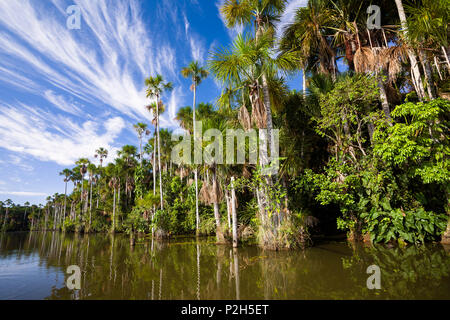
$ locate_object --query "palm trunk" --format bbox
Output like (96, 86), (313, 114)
(212, 165), (223, 243)
(89, 179), (93, 230)
(419, 50), (437, 100)
(80, 179), (84, 223)
(63, 181), (67, 221)
(394, 0), (427, 101)
(442, 46), (450, 71)
(156, 98), (164, 211)
(377, 74), (393, 124)
(225, 189), (231, 230)
(434, 55), (443, 81)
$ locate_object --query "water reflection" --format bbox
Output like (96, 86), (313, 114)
(0, 232), (449, 300)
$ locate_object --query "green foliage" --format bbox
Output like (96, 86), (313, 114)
(374, 98), (450, 184)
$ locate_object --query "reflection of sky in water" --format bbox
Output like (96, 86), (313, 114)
(0, 252), (65, 299)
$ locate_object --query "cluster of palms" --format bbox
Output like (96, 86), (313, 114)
(5, 0), (448, 248)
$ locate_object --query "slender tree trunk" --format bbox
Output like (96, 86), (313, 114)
(89, 179), (93, 231)
(377, 74), (393, 124)
(212, 165), (223, 243)
(231, 177), (238, 248)
(419, 50), (437, 99)
(63, 181), (67, 222)
(394, 0), (427, 101)
(23, 208), (27, 229)
(442, 46), (450, 71)
(225, 189), (231, 230)
(434, 55), (443, 81)
(157, 98), (164, 211)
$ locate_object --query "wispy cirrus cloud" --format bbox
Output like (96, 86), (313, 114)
(0, 0), (182, 166)
(0, 102), (125, 166)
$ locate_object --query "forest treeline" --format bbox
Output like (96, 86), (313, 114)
(1, 0), (449, 249)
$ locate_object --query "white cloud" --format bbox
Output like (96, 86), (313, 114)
(0, 103), (126, 166)
(44, 90), (82, 115)
(8, 155), (34, 172)
(0, 191), (47, 197)
(0, 0), (176, 125)
(0, 0), (187, 166)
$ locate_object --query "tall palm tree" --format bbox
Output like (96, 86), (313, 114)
(394, 0), (427, 101)
(87, 163), (96, 231)
(280, 0), (336, 77)
(95, 147), (108, 167)
(145, 75), (173, 211)
(133, 122), (150, 166)
(23, 201), (30, 229)
(220, 0), (287, 161)
(75, 158), (89, 226)
(59, 168), (72, 223)
(405, 0), (449, 98)
(181, 61), (209, 235)
(94, 147), (108, 208)
(2, 199), (13, 231)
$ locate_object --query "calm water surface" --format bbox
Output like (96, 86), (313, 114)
(0, 232), (449, 300)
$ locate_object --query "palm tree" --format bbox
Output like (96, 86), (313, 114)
(220, 0), (287, 161)
(2, 199), (13, 231)
(87, 163), (96, 231)
(94, 147), (108, 208)
(394, 0), (427, 101)
(181, 61), (209, 235)
(145, 75), (173, 212)
(133, 122), (150, 166)
(59, 168), (72, 223)
(94, 147), (108, 167)
(280, 0), (336, 77)
(75, 158), (89, 226)
(405, 0), (449, 98)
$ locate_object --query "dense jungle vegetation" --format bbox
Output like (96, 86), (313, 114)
(1, 0), (449, 250)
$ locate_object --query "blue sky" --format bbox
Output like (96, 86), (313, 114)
(0, 0), (306, 205)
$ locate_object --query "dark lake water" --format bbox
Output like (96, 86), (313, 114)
(0, 232), (449, 300)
